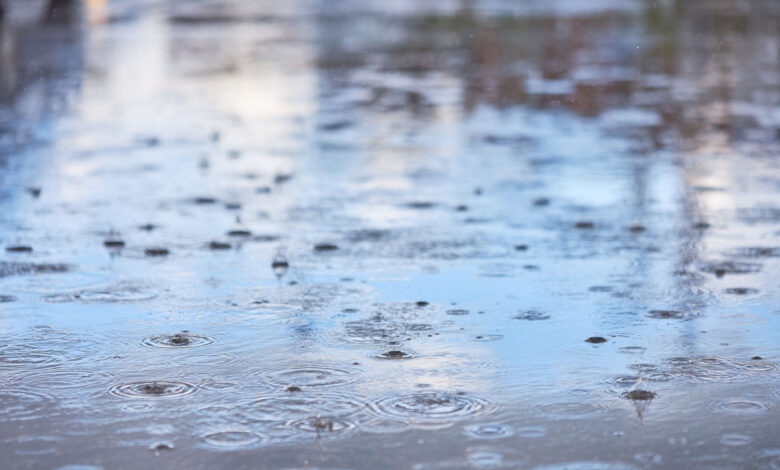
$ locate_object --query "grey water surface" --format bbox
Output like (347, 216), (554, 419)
(1, 0), (779, 469)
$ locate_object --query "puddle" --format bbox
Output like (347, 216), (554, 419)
(0, 0), (779, 467)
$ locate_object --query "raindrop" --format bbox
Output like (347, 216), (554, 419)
(6, 245), (33, 253)
(144, 248), (169, 257)
(370, 391), (493, 423)
(314, 243), (339, 252)
(108, 381), (197, 399)
(724, 287), (758, 295)
(585, 337), (607, 344)
(371, 350), (418, 360)
(646, 310), (685, 319)
(141, 333), (214, 348)
(621, 390), (656, 401)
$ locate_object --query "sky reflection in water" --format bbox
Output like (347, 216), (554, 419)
(0, 0), (779, 469)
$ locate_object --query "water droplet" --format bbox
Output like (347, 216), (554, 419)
(371, 350), (418, 360)
(585, 337), (607, 344)
(108, 381), (197, 399)
(141, 333), (214, 348)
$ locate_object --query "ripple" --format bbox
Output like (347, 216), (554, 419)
(464, 423), (514, 439)
(532, 463), (639, 470)
(724, 287), (759, 295)
(0, 344), (61, 369)
(720, 433), (752, 446)
(201, 428), (261, 450)
(44, 284), (158, 303)
(730, 247), (779, 258)
(0, 261), (70, 277)
(108, 381), (197, 399)
(700, 261), (762, 277)
(646, 310), (686, 319)
(469, 451), (504, 468)
(588, 286), (613, 292)
(533, 401), (606, 419)
(370, 391), (494, 423)
(0, 295), (16, 302)
(171, 353), (238, 367)
(199, 379), (242, 392)
(754, 449), (780, 469)
(446, 309), (469, 316)
(710, 399), (772, 415)
(119, 402), (156, 413)
(243, 393), (367, 421)
(289, 417), (356, 435)
(371, 350), (419, 360)
(473, 334), (504, 342)
(0, 389), (55, 421)
(141, 332), (214, 348)
(601, 375), (641, 392)
(513, 310), (550, 321)
(618, 346), (646, 355)
(663, 356), (779, 384)
(515, 426), (547, 438)
(257, 366), (358, 388)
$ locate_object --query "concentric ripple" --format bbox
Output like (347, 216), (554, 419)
(141, 333), (214, 348)
(370, 391), (494, 423)
(514, 310), (551, 321)
(533, 401), (607, 419)
(464, 423), (514, 439)
(257, 366), (358, 388)
(709, 399), (772, 415)
(44, 284), (158, 303)
(0, 389), (55, 421)
(200, 428), (261, 450)
(108, 381), (197, 399)
(370, 350), (419, 360)
(532, 463), (639, 470)
(663, 356), (779, 384)
(243, 393), (367, 421)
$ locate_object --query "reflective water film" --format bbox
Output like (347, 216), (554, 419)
(1, 0), (779, 468)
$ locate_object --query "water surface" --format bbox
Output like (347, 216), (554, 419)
(1, 0), (779, 469)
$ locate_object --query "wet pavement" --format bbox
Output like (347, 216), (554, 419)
(1, 0), (779, 469)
